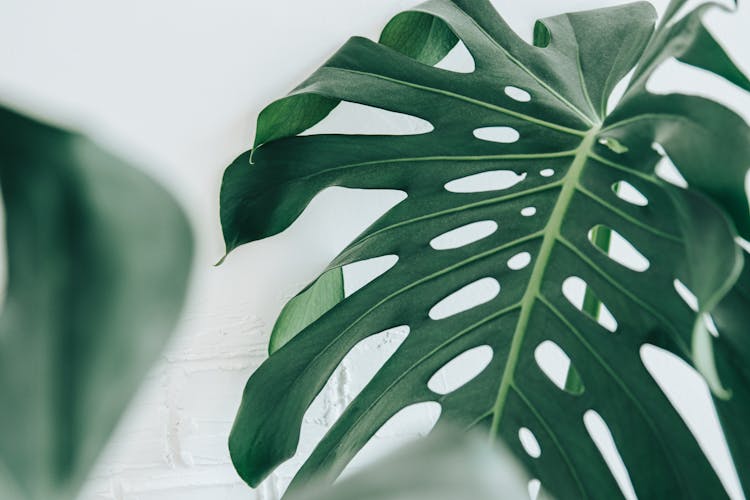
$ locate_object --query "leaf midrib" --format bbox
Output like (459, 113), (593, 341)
(489, 127), (600, 436)
(482, 128), (694, 498)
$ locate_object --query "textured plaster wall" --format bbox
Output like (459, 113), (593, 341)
(1, 0), (749, 499)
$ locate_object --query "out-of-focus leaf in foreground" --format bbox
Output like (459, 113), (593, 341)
(290, 429), (543, 500)
(0, 105), (193, 500)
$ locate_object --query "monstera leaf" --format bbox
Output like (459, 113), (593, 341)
(221, 0), (750, 498)
(0, 105), (193, 500)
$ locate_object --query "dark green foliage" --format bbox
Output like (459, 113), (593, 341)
(221, 1), (750, 498)
(0, 105), (193, 500)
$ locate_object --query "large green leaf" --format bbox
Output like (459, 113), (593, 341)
(0, 105), (193, 500)
(221, 1), (750, 498)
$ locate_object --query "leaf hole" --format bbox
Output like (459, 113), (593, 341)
(640, 344), (742, 498)
(612, 180), (648, 206)
(653, 143), (688, 188)
(434, 40), (475, 73)
(430, 220), (498, 250)
(539, 168), (555, 178)
(301, 101), (433, 136)
(427, 345), (493, 395)
(296, 326), (410, 471)
(507, 252), (532, 271)
(445, 170), (526, 193)
(562, 277), (618, 332)
(583, 410), (637, 500)
(343, 255), (399, 297)
(534, 340), (585, 395)
(429, 277), (500, 320)
(673, 278), (698, 312)
(528, 479), (542, 500)
(505, 86), (532, 102)
(343, 326), (410, 398)
(703, 314), (719, 337)
(521, 207), (536, 217)
(344, 401), (441, 475)
(473, 126), (520, 144)
(518, 427), (541, 458)
(606, 68), (635, 114)
(587, 225), (650, 272)
(332, 326), (410, 415)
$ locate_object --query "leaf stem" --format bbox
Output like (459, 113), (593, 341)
(489, 127), (600, 440)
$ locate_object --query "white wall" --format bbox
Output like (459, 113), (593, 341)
(1, 1), (748, 499)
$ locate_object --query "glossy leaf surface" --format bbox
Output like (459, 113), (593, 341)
(221, 1), (750, 498)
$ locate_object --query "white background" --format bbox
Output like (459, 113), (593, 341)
(1, 1), (749, 499)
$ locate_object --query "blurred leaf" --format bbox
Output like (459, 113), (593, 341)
(0, 105), (193, 500)
(290, 430), (541, 500)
